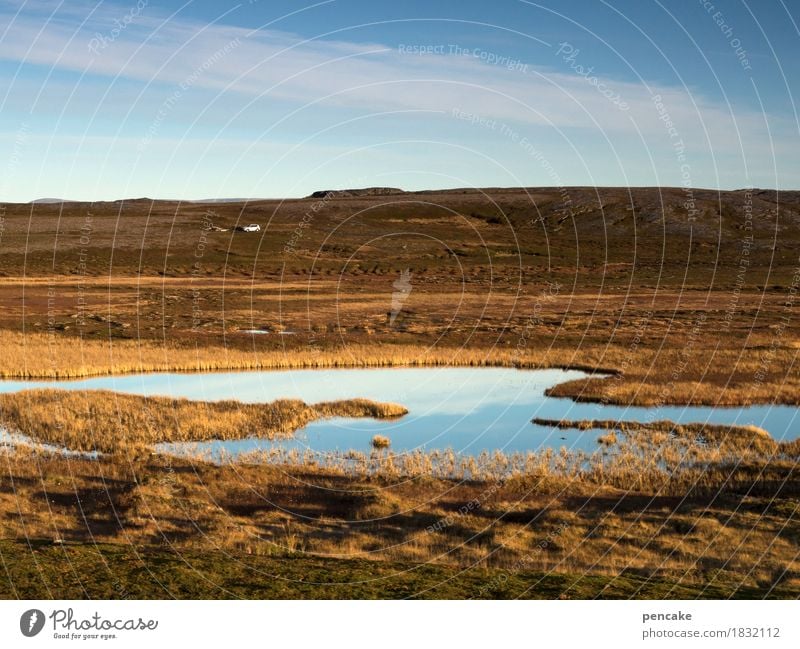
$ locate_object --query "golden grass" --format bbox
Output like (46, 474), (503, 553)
(597, 431), (617, 446)
(545, 363), (800, 406)
(371, 435), (391, 449)
(1, 444), (797, 590)
(0, 389), (406, 454)
(2, 329), (798, 408)
(163, 416), (800, 499)
(3, 190), (800, 591)
(0, 330), (612, 377)
(0, 381), (796, 497)
(533, 417), (788, 456)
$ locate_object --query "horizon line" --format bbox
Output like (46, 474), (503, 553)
(5, 185), (794, 205)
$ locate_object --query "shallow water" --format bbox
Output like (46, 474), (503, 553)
(0, 367), (797, 459)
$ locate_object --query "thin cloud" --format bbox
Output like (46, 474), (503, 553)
(0, 0), (796, 197)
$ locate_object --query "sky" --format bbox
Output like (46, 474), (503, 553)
(0, 0), (798, 201)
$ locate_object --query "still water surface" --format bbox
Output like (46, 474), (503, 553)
(0, 367), (797, 459)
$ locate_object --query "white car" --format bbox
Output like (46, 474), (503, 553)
(241, 224), (261, 232)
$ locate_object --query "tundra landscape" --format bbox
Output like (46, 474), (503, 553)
(0, 186), (798, 598)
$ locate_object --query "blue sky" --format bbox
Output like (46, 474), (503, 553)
(0, 0), (798, 201)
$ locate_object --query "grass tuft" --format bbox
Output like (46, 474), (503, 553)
(371, 435), (391, 449)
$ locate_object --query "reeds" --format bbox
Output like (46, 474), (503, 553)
(597, 430), (617, 446)
(2, 442), (798, 589)
(533, 417), (783, 455)
(3, 385), (796, 498)
(1, 328), (798, 408)
(371, 435), (391, 449)
(0, 330), (593, 379)
(0, 389), (407, 454)
(171, 423), (800, 498)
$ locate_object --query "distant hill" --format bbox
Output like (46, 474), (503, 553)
(29, 197), (268, 205)
(307, 187), (405, 199)
(188, 198), (268, 204)
(29, 197), (155, 205)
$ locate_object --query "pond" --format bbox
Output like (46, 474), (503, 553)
(0, 367), (797, 460)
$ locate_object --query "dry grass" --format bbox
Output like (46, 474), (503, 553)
(0, 187), (798, 413)
(597, 431), (617, 446)
(1, 189), (800, 594)
(544, 354), (800, 406)
(533, 417), (790, 456)
(371, 435), (391, 449)
(222, 437), (798, 496)
(2, 330), (799, 408)
(1, 441), (797, 591)
(0, 389), (406, 454)
(0, 330), (613, 378)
